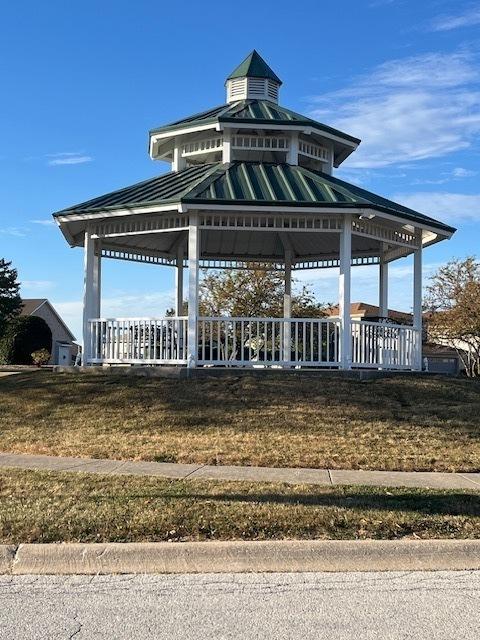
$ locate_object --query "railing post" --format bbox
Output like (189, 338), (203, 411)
(413, 240), (423, 371)
(283, 250), (292, 364)
(82, 228), (95, 365)
(187, 213), (199, 368)
(339, 215), (352, 370)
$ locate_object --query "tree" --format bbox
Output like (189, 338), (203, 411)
(0, 316), (52, 365)
(199, 269), (328, 317)
(0, 259), (22, 337)
(424, 257), (480, 377)
(167, 269), (328, 317)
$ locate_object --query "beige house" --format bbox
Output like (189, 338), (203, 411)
(326, 302), (413, 325)
(20, 299), (78, 365)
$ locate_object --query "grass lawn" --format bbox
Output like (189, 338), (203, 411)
(0, 468), (478, 543)
(0, 371), (479, 472)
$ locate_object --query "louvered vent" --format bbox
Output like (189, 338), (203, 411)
(266, 79), (279, 102)
(248, 78), (266, 96)
(227, 78), (247, 102)
(227, 74), (280, 103)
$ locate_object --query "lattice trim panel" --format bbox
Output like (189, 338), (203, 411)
(352, 218), (419, 248)
(93, 215), (189, 239)
(298, 139), (329, 162)
(199, 213), (342, 232)
(102, 248), (177, 266)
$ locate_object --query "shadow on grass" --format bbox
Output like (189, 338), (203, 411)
(72, 488), (480, 517)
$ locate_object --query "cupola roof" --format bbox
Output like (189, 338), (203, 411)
(226, 50), (282, 85)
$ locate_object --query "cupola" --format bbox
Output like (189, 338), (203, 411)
(226, 50), (282, 104)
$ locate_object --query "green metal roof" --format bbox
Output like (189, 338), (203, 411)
(226, 50), (282, 85)
(149, 99), (360, 145)
(54, 162), (455, 234)
(54, 165), (216, 215)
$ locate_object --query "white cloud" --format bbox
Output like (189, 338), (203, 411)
(48, 154), (92, 166)
(391, 192), (480, 222)
(21, 280), (56, 292)
(429, 8), (480, 32)
(0, 227), (26, 237)
(308, 52), (480, 168)
(30, 219), (55, 226)
(452, 167), (477, 178)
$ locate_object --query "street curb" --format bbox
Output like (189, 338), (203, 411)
(2, 540), (480, 575)
(0, 546), (16, 573)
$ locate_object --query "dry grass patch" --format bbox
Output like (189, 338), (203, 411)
(0, 371), (479, 472)
(0, 468), (478, 543)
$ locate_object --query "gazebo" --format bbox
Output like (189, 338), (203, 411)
(54, 51), (455, 370)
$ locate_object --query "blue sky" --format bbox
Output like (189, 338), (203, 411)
(1, 0), (479, 340)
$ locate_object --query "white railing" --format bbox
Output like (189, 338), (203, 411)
(197, 317), (340, 367)
(87, 318), (188, 364)
(86, 317), (420, 370)
(351, 320), (419, 369)
(298, 140), (330, 162)
(181, 137), (223, 157)
(231, 135), (289, 151)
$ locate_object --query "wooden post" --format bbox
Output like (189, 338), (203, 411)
(172, 136), (186, 172)
(222, 128), (231, 164)
(175, 244), (184, 316)
(287, 131), (299, 165)
(379, 245), (388, 318)
(413, 240), (423, 371)
(82, 228), (95, 365)
(187, 214), (200, 368)
(283, 251), (292, 363)
(339, 215), (352, 370)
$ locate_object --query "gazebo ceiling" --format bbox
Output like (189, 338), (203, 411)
(93, 227), (385, 270)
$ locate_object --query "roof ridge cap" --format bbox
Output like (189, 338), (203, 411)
(180, 163), (226, 200)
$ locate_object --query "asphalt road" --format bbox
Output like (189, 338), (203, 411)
(0, 571), (478, 639)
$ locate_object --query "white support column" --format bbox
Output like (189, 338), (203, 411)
(187, 214), (200, 368)
(92, 242), (101, 319)
(413, 239), (423, 371)
(172, 136), (186, 172)
(175, 244), (184, 316)
(287, 131), (299, 165)
(339, 215), (352, 370)
(379, 245), (388, 319)
(283, 250), (292, 363)
(222, 128), (231, 164)
(324, 142), (334, 175)
(82, 228), (95, 365)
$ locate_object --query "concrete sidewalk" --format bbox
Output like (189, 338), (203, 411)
(0, 451), (479, 490)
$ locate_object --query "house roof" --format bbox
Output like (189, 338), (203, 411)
(327, 302), (413, 323)
(226, 50), (282, 85)
(21, 298), (76, 342)
(54, 162), (455, 235)
(20, 299), (48, 316)
(422, 342), (460, 357)
(149, 99), (360, 145)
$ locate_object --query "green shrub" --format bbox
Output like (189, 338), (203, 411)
(31, 348), (51, 366)
(0, 316), (52, 365)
